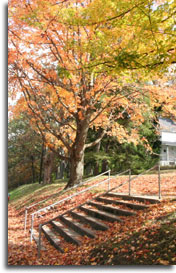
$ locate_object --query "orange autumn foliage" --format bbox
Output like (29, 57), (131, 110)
(8, 0), (176, 187)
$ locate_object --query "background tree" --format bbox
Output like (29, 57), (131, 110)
(8, 115), (65, 188)
(8, 0), (176, 188)
(85, 109), (161, 175)
(8, 115), (43, 189)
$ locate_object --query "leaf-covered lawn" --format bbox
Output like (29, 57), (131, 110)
(85, 210), (176, 265)
(8, 173), (176, 266)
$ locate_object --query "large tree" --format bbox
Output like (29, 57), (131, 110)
(8, 0), (176, 188)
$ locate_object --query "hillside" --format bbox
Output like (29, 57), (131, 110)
(8, 172), (176, 265)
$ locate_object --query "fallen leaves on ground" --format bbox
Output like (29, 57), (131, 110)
(84, 208), (176, 265)
(8, 172), (176, 265)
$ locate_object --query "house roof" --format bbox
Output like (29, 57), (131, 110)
(159, 117), (176, 133)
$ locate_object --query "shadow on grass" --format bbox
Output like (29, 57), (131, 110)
(85, 216), (176, 265)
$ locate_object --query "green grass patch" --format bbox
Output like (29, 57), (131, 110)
(8, 175), (106, 209)
(9, 183), (43, 202)
(8, 174), (122, 210)
(9, 181), (67, 208)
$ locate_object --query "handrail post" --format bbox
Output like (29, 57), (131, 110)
(24, 208), (28, 231)
(26, 169), (111, 237)
(158, 164), (161, 199)
(38, 224), (42, 258)
(30, 214), (34, 242)
(129, 169), (131, 196)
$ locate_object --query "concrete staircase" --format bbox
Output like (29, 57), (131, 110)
(40, 192), (160, 253)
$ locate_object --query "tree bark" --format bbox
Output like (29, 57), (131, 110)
(65, 119), (89, 189)
(31, 155), (35, 183)
(64, 122), (106, 189)
(93, 141), (101, 175)
(102, 159), (108, 172)
(57, 161), (65, 179)
(43, 149), (55, 184)
(39, 142), (45, 184)
(67, 149), (85, 188)
(101, 140), (110, 172)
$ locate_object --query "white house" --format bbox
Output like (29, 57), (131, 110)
(159, 117), (176, 166)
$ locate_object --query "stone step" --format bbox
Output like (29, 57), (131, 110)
(42, 225), (64, 253)
(70, 211), (108, 231)
(79, 205), (123, 222)
(96, 196), (149, 210)
(105, 193), (161, 204)
(51, 220), (81, 246)
(87, 201), (136, 216)
(59, 215), (95, 238)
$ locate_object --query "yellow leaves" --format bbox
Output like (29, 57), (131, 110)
(78, 110), (84, 120)
(157, 259), (170, 265)
(92, 112), (109, 129)
(45, 133), (66, 150)
(46, 143), (54, 150)
(130, 112), (145, 124)
(91, 262), (97, 265)
(107, 254), (114, 263)
(128, 128), (140, 145)
(9, 0), (176, 171)
(90, 257), (97, 265)
(171, 257), (176, 263)
(149, 84), (176, 118)
(64, 247), (69, 253)
(10, 96), (29, 118)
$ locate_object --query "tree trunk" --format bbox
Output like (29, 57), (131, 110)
(85, 164), (93, 176)
(57, 161), (65, 179)
(65, 119), (89, 189)
(31, 155), (35, 183)
(93, 141), (101, 176)
(39, 142), (45, 184)
(102, 159), (108, 172)
(101, 140), (110, 172)
(43, 150), (55, 184)
(64, 119), (105, 189)
(67, 152), (84, 188)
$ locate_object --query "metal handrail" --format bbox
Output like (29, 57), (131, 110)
(37, 177), (111, 256)
(108, 164), (159, 195)
(24, 169), (111, 231)
(28, 170), (112, 241)
(33, 169), (131, 217)
(37, 168), (131, 257)
(112, 169), (131, 178)
(37, 164), (162, 257)
(130, 164), (158, 181)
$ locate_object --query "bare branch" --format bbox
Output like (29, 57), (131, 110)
(84, 129), (106, 149)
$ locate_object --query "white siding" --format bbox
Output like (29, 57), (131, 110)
(169, 146), (176, 161)
(161, 132), (176, 143)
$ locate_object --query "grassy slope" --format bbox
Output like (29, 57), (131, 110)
(9, 180), (67, 209)
(8, 176), (176, 265)
(9, 175), (109, 210)
(85, 209), (176, 265)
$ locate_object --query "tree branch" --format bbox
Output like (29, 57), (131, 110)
(35, 121), (70, 160)
(84, 129), (106, 149)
